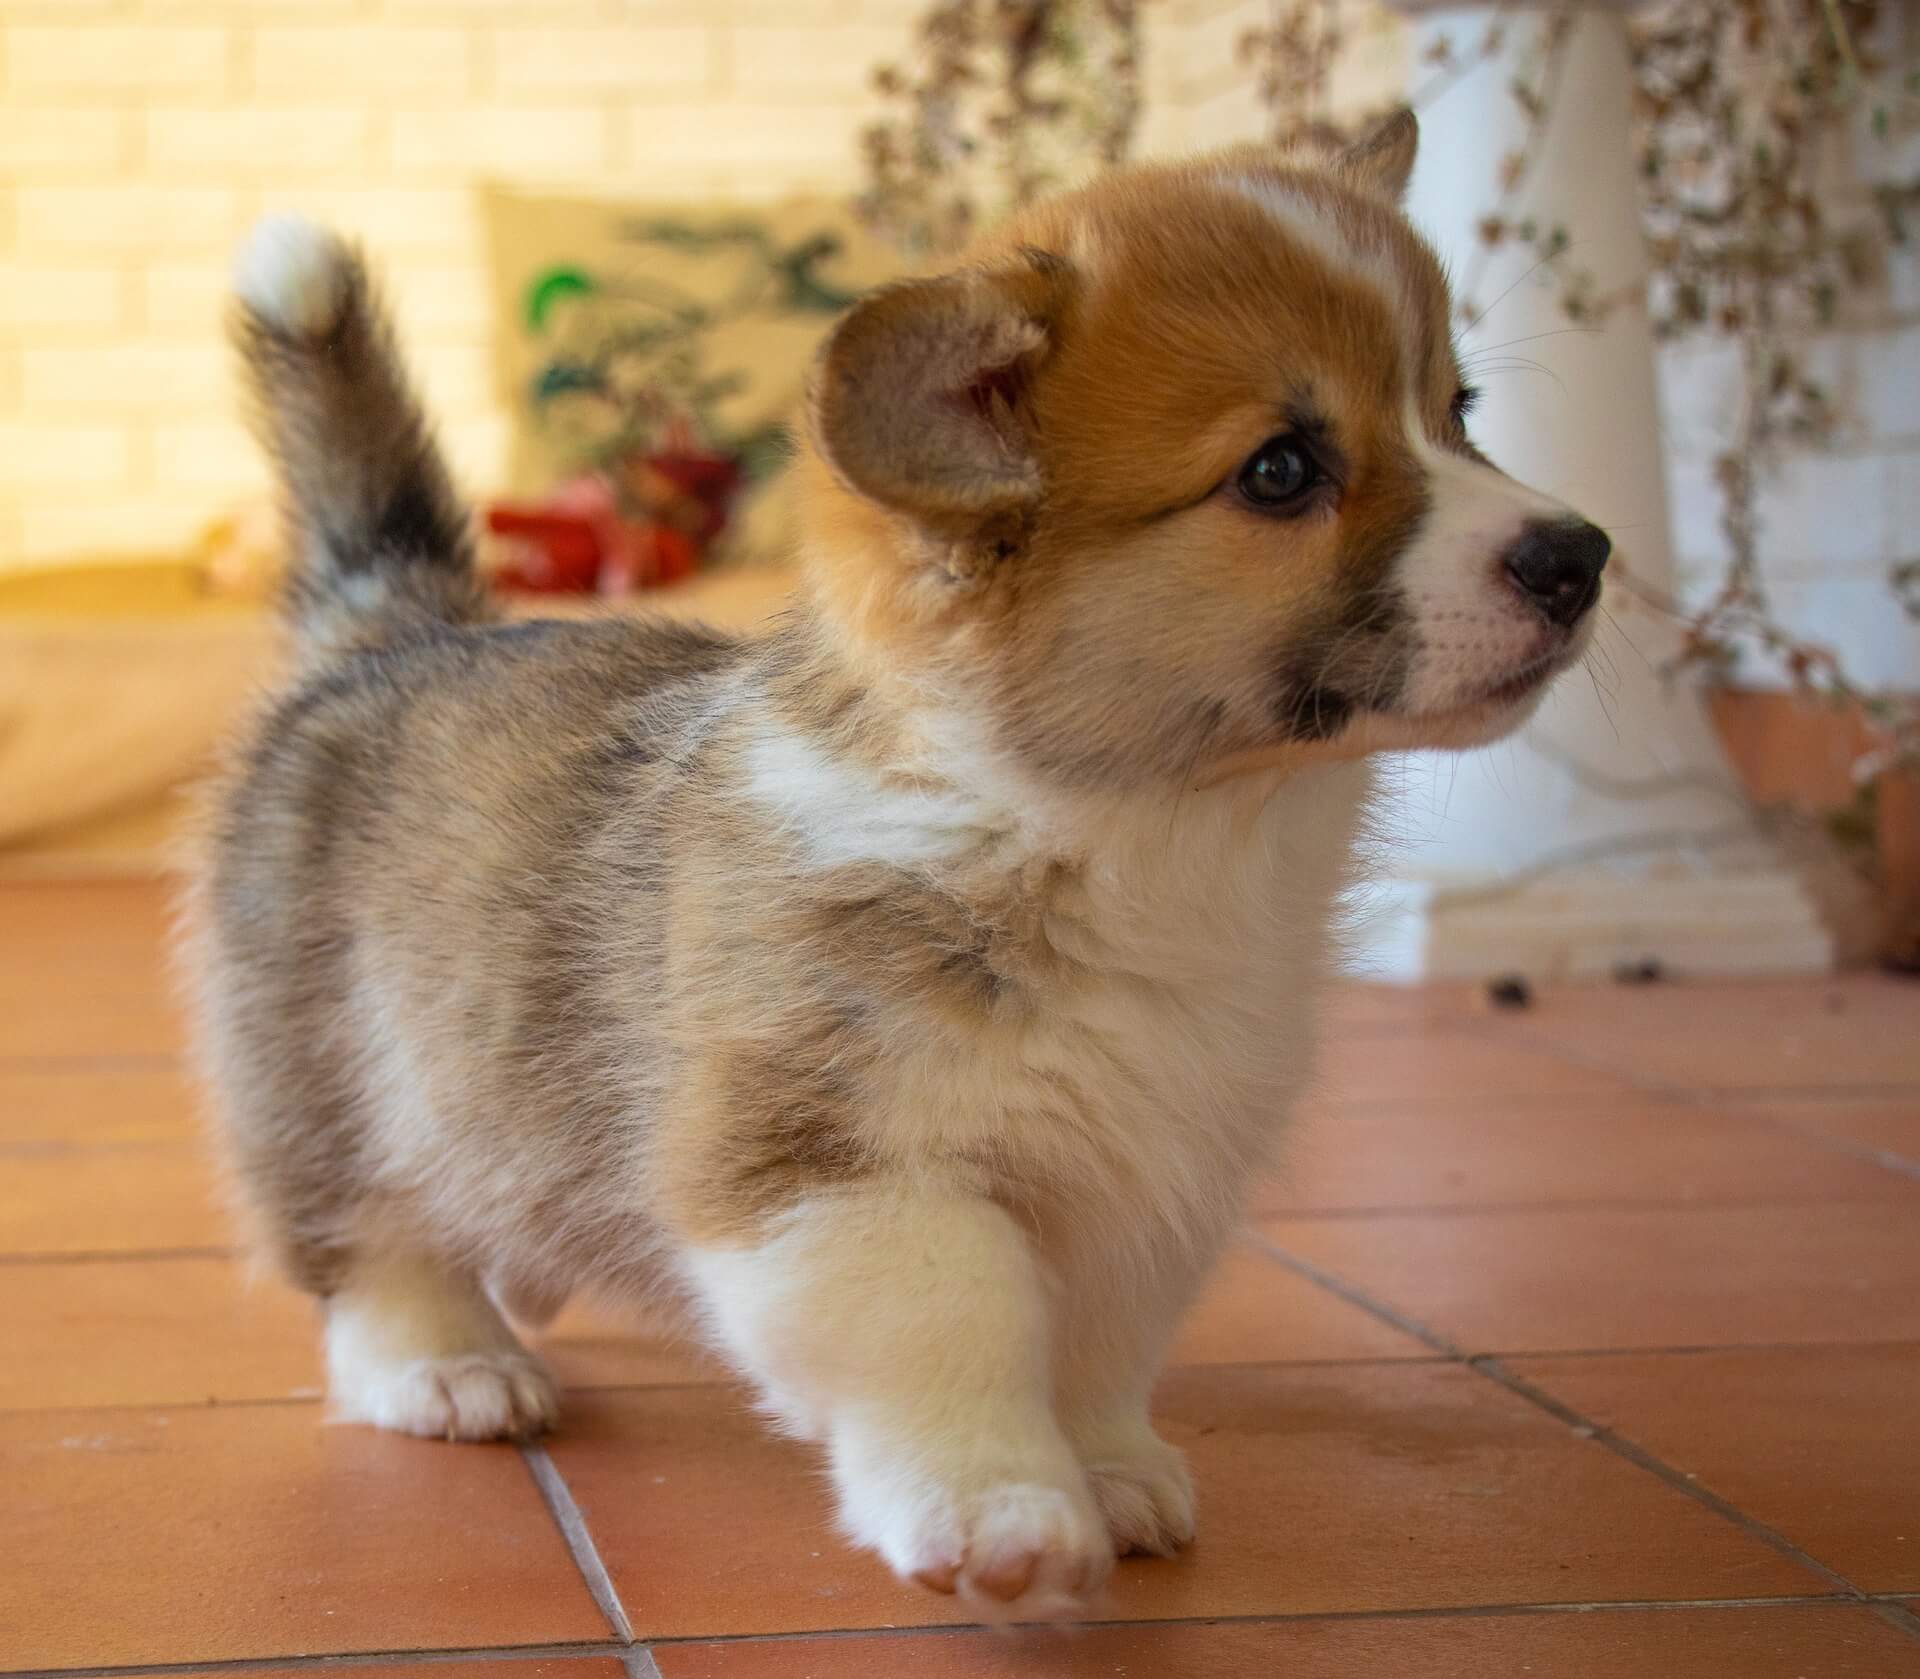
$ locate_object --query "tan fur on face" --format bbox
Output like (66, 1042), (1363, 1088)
(800, 144), (1473, 789)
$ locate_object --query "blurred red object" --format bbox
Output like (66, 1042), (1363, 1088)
(485, 507), (602, 594)
(639, 452), (741, 547)
(487, 451), (741, 598)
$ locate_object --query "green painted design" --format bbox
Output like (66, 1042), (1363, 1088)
(520, 215), (868, 488)
(523, 266), (594, 331)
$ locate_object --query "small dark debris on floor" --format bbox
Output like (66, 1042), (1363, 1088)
(1612, 957), (1666, 986)
(1882, 941), (1920, 978)
(1486, 974), (1534, 1010)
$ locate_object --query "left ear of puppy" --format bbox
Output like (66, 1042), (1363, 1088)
(806, 262), (1059, 552)
(1338, 108), (1419, 203)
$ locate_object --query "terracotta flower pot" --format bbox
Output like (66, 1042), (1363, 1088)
(1708, 686), (1920, 965)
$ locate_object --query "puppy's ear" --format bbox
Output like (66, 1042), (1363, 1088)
(807, 263), (1056, 528)
(1339, 108), (1419, 203)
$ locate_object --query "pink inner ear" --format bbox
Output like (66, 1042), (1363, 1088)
(959, 359), (1028, 425)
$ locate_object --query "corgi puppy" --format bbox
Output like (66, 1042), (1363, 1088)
(188, 111), (1607, 1621)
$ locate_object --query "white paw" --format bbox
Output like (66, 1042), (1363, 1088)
(1080, 1427), (1196, 1556)
(332, 1350), (559, 1441)
(850, 1473), (1114, 1618)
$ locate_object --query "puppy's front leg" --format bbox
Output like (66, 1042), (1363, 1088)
(1053, 1250), (1211, 1558)
(686, 1185), (1111, 1617)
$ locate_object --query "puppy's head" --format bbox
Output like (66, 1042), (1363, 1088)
(800, 112), (1608, 789)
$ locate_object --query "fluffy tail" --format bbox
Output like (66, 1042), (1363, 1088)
(232, 214), (487, 658)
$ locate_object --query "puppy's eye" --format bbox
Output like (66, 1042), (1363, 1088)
(1450, 384), (1481, 424)
(1237, 435), (1320, 511)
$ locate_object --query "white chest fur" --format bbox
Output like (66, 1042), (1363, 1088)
(741, 719), (1375, 1244)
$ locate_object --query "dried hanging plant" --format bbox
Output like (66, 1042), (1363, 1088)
(1582, 0), (1920, 883)
(1461, 7), (1917, 736)
(1238, 0), (1353, 149)
(1242, 4), (1566, 310)
(857, 0), (1142, 261)
(1300, 1), (1920, 939)
(1250, 3), (1919, 805)
(1449, 9), (1584, 324)
(857, 2), (1917, 797)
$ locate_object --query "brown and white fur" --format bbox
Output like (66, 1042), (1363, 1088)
(188, 114), (1608, 1620)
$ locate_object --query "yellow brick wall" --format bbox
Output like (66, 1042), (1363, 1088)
(0, 0), (1403, 570)
(0, 0), (941, 568)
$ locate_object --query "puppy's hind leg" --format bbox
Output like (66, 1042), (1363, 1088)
(687, 1184), (1112, 1620)
(326, 1246), (559, 1441)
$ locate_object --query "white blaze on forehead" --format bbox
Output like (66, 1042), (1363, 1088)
(1408, 417), (1572, 552)
(1227, 177), (1422, 379)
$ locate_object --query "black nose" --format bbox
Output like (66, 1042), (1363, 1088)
(1503, 520), (1610, 628)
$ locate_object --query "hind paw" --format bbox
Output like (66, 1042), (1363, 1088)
(334, 1349), (558, 1441)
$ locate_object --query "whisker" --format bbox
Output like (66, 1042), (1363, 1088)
(1598, 604), (1658, 675)
(1463, 355), (1559, 381)
(1463, 325), (1604, 354)
(1462, 358), (1569, 395)
(1590, 641), (1622, 697)
(1460, 253), (1560, 336)
(1585, 620), (1622, 686)
(1583, 655), (1621, 744)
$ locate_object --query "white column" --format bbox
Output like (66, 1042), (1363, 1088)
(1355, 2), (1832, 980)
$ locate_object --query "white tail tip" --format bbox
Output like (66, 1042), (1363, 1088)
(234, 214), (352, 338)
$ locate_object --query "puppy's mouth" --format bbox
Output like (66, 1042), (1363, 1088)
(1385, 637), (1585, 749)
(1267, 646), (1569, 750)
(1429, 612), (1597, 722)
(1459, 648), (1566, 712)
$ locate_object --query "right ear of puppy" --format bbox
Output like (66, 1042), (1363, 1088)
(1337, 107), (1419, 203)
(807, 262), (1059, 539)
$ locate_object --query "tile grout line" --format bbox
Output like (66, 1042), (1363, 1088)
(1871, 1600), (1920, 1647)
(0, 1141), (200, 1157)
(0, 1596), (1878, 1678)
(0, 1644), (626, 1679)
(1608, 1067), (1920, 1186)
(1716, 1103), (1920, 1185)
(1286, 1080), (1920, 1109)
(0, 1247), (237, 1267)
(1477, 1019), (1920, 1183)
(1694, 1082), (1920, 1100)
(1467, 1357), (1868, 1601)
(1245, 1231), (1879, 1605)
(1243, 1232), (1469, 1359)
(521, 1443), (637, 1646)
(1418, 1335), (1920, 1362)
(632, 1595), (1900, 1648)
(24, 1336), (1920, 1424)
(1256, 1192), (1920, 1220)
(1453, 1004), (1920, 1102)
(0, 1055), (181, 1075)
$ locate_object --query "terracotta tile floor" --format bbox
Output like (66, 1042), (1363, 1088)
(3, 881), (1918, 1676)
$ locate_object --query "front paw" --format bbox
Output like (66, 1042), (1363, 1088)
(838, 1454), (1113, 1619)
(1079, 1425), (1195, 1557)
